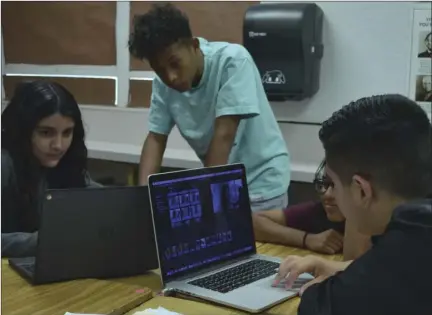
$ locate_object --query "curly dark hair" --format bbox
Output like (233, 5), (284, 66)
(319, 94), (431, 199)
(2, 80), (89, 197)
(128, 3), (192, 61)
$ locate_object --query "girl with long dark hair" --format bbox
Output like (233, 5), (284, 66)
(1, 80), (100, 258)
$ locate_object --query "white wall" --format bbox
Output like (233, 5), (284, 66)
(82, 1), (420, 182)
(79, 106), (323, 182)
(269, 1), (416, 123)
(2, 2), (426, 183)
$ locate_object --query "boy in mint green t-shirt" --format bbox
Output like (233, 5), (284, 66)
(128, 3), (290, 211)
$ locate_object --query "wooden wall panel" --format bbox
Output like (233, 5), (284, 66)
(129, 1), (257, 70)
(2, 2), (116, 65)
(128, 80), (152, 108)
(3, 76), (116, 105)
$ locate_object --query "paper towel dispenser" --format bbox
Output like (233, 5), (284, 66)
(243, 3), (324, 101)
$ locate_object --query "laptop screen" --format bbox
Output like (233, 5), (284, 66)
(148, 164), (256, 282)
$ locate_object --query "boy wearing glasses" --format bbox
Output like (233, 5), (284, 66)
(253, 160), (371, 259)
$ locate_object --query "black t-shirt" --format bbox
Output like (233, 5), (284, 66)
(298, 199), (432, 315)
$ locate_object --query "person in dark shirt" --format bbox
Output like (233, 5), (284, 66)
(253, 160), (345, 255)
(254, 159), (371, 259)
(1, 80), (100, 258)
(274, 94), (432, 315)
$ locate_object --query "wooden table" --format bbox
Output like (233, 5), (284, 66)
(1, 243), (342, 315)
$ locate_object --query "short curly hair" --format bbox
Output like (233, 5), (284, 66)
(319, 94), (431, 199)
(128, 3), (192, 60)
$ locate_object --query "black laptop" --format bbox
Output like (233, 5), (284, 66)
(8, 186), (158, 285)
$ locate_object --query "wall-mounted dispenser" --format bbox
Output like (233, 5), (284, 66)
(243, 3), (324, 101)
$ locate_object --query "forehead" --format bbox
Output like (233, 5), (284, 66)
(150, 42), (189, 67)
(37, 113), (75, 129)
(324, 164), (338, 181)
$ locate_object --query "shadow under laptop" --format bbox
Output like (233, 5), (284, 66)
(109, 269), (163, 292)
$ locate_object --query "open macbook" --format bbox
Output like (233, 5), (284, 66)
(9, 186), (158, 285)
(148, 163), (313, 313)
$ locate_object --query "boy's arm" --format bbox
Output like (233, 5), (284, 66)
(139, 79), (174, 185)
(298, 230), (420, 315)
(204, 115), (240, 166)
(205, 58), (261, 166)
(139, 132), (168, 185)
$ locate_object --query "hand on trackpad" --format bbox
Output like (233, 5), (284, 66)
(272, 268), (314, 291)
(272, 277), (312, 291)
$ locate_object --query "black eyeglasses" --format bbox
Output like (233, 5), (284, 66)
(313, 177), (334, 195)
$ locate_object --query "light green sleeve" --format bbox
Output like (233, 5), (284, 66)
(215, 58), (261, 119)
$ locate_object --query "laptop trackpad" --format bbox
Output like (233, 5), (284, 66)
(223, 275), (312, 307)
(256, 273), (314, 292)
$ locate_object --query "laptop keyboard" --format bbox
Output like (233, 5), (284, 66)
(188, 259), (279, 294)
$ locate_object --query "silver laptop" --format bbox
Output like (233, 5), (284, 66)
(148, 163), (313, 313)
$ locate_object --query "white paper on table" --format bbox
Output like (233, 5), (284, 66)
(133, 307), (183, 315)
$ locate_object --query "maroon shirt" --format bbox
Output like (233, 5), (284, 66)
(283, 201), (345, 234)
